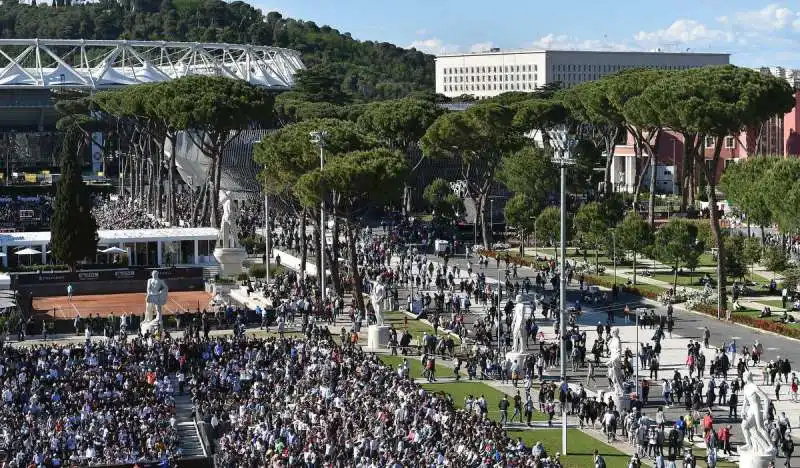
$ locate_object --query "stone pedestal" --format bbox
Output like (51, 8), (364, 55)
(614, 393), (631, 412)
(505, 352), (531, 368)
(367, 325), (391, 349)
(140, 318), (160, 335)
(213, 247), (247, 277)
(738, 451), (775, 468)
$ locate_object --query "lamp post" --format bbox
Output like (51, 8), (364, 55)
(263, 170), (271, 287)
(490, 198), (495, 241)
(310, 130), (328, 299)
(547, 125), (577, 456)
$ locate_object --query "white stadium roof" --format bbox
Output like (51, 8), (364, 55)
(0, 227), (219, 246)
(0, 39), (305, 89)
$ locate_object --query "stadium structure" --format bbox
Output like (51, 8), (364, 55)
(0, 39), (305, 194)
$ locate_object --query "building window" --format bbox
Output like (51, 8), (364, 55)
(705, 136), (715, 148)
(724, 136), (735, 149)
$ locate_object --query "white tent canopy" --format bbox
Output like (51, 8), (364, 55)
(15, 248), (41, 255)
(100, 247), (127, 254)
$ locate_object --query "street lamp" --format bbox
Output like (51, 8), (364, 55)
(263, 170), (271, 287)
(310, 130), (328, 298)
(547, 124), (577, 456)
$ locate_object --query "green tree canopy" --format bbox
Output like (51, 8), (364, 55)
(504, 193), (539, 255)
(653, 218), (704, 291)
(51, 128), (99, 272)
(640, 65), (796, 312)
(255, 118), (373, 196)
(499, 146), (557, 206)
(295, 148), (408, 313)
(424, 178), (463, 224)
(720, 157), (777, 236)
(574, 201), (611, 272)
(535, 206), (572, 263)
(421, 102), (523, 248)
(615, 212), (652, 285)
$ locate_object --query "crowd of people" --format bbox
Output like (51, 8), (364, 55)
(0, 196), (53, 231)
(0, 338), (180, 466)
(91, 195), (162, 230)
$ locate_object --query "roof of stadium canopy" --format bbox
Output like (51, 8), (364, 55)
(0, 39), (305, 89)
(0, 227), (219, 246)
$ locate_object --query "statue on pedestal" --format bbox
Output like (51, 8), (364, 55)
(606, 328), (625, 396)
(510, 295), (528, 354)
(740, 370), (777, 457)
(218, 198), (240, 249)
(144, 270), (168, 325)
(371, 279), (387, 326)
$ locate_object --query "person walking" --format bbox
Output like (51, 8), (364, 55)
(499, 395), (509, 425)
(512, 391), (523, 423)
(67, 283), (73, 302)
(782, 433), (794, 467)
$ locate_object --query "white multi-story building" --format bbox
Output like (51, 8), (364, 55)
(436, 48), (730, 99)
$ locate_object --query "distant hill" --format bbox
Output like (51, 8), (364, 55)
(0, 0), (434, 101)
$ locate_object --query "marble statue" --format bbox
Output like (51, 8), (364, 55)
(740, 370), (777, 457)
(144, 270), (168, 325)
(606, 328), (625, 396)
(371, 279), (387, 326)
(510, 295), (528, 354)
(218, 198), (240, 249)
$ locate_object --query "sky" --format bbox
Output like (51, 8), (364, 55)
(254, 0), (800, 67)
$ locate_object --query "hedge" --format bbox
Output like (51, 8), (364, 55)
(691, 303), (800, 340)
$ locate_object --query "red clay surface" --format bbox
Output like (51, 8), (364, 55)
(33, 291), (212, 319)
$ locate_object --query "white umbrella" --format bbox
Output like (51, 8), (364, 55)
(15, 248), (41, 255)
(100, 246), (127, 254)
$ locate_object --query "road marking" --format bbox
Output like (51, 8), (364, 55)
(767, 347), (780, 351)
(731, 336), (741, 340)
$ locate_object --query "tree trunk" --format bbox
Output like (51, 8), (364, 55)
(210, 149), (222, 228)
(707, 182), (727, 317)
(680, 136), (693, 212)
(167, 135), (176, 224)
(479, 194), (490, 249)
(603, 133), (617, 197)
(402, 184), (411, 217)
(632, 251), (637, 285)
(155, 150), (163, 220)
(299, 211), (307, 282)
(647, 151), (657, 227)
(327, 216), (342, 295)
(632, 155), (650, 209)
(760, 224), (766, 246)
(346, 220), (365, 314)
(673, 262), (679, 292)
(313, 221), (322, 291)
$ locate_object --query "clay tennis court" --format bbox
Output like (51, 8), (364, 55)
(33, 291), (213, 319)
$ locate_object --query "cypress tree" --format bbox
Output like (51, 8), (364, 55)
(51, 128), (98, 272)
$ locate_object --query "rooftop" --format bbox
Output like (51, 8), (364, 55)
(0, 227), (219, 246)
(436, 48), (730, 58)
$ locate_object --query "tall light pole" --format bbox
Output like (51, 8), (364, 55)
(310, 130), (328, 299)
(263, 170), (271, 287)
(490, 198), (495, 240)
(548, 125), (577, 456)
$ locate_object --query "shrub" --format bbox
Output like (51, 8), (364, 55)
(249, 264), (266, 278)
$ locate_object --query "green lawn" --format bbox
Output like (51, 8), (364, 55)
(652, 272), (705, 288)
(506, 429), (629, 468)
(384, 311), (462, 344)
(730, 308), (800, 329)
(754, 299), (787, 310)
(379, 355), (426, 379)
(421, 381), (546, 421)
